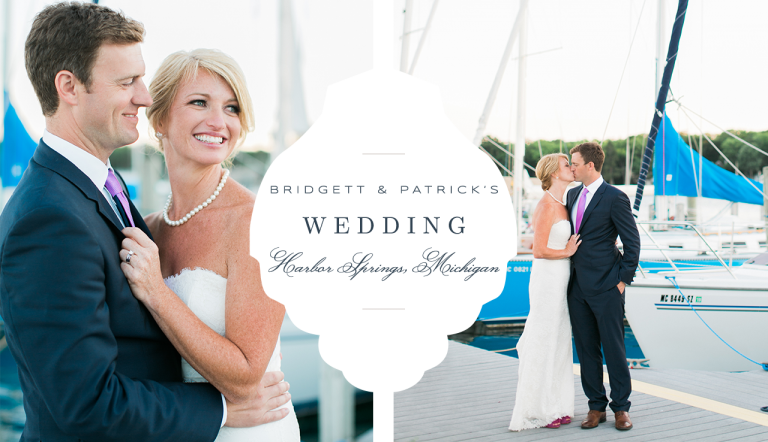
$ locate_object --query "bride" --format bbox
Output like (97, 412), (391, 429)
(119, 49), (300, 440)
(509, 153), (579, 431)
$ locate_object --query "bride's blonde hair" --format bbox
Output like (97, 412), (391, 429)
(147, 49), (255, 158)
(536, 153), (569, 191)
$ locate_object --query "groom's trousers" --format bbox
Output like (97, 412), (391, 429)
(568, 274), (632, 413)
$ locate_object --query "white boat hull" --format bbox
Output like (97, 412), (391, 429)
(625, 274), (768, 372)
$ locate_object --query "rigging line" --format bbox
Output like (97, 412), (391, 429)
(673, 8), (687, 24)
(508, 47), (563, 61)
(665, 276), (767, 370)
(636, 119), (659, 181)
(400, 27), (425, 38)
(626, 0), (632, 185)
(686, 132), (701, 196)
(678, 106), (765, 197)
(600, 0), (648, 146)
(506, 71), (515, 175)
(477, 145), (512, 176)
(665, 50), (680, 66)
(699, 0), (704, 198)
(408, 0), (439, 75)
(676, 102), (768, 158)
(553, 1), (567, 151)
(699, 201), (735, 225)
(485, 137), (537, 172)
(552, 75), (566, 154)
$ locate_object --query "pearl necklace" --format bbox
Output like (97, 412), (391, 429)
(163, 169), (230, 227)
(546, 190), (566, 206)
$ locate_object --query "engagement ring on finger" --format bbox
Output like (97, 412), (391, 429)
(126, 250), (135, 263)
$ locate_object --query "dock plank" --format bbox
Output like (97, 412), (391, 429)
(628, 368), (768, 411)
(394, 341), (768, 441)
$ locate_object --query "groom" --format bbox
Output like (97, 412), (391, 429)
(566, 142), (640, 431)
(0, 3), (289, 441)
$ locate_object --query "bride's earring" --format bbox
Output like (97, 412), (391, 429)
(156, 132), (163, 139)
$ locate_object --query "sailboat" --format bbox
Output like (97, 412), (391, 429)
(619, 0), (768, 372)
(476, 0), (766, 324)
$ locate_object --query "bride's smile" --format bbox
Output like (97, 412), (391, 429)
(160, 69), (242, 167)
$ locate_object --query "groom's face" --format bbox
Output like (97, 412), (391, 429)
(74, 43), (152, 152)
(571, 152), (590, 182)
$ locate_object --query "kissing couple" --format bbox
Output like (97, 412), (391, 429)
(508, 143), (641, 432)
(0, 3), (300, 441)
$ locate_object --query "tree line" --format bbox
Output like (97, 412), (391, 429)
(1, 129), (766, 188)
(480, 129), (768, 185)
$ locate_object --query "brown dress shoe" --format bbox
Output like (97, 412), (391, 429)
(615, 411), (633, 430)
(580, 410), (607, 429)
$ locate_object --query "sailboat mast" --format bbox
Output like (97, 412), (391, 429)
(2, 0), (11, 205)
(632, 0), (689, 215)
(3, 0), (10, 110)
(698, 3), (704, 201)
(625, 1), (632, 186)
(471, 1), (527, 233)
(272, 0), (310, 163)
(514, 1), (528, 236)
(655, 0), (666, 99)
(652, 0), (665, 219)
(408, 0), (440, 75)
(471, 0), (527, 147)
(764, 166), (768, 248)
(400, 0), (413, 72)
(625, 138), (631, 185)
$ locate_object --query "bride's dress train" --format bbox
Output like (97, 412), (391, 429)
(509, 219), (574, 431)
(165, 268), (301, 441)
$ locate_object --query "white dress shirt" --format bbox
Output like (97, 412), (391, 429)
(42, 130), (228, 427)
(571, 175), (605, 224)
(44, 131), (128, 228)
(44, 132), (111, 200)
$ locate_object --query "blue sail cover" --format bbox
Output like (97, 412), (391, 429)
(2, 91), (38, 188)
(653, 115), (764, 205)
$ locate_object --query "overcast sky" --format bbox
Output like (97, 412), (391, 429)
(3, 0), (767, 151)
(3, 0), (372, 150)
(403, 0), (768, 145)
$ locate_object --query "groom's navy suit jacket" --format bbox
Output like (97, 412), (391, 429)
(566, 181), (640, 295)
(0, 142), (222, 441)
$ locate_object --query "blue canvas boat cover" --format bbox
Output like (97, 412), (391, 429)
(653, 115), (764, 205)
(3, 91), (38, 188)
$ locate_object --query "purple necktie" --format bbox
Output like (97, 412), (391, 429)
(105, 169), (135, 227)
(574, 188), (589, 234)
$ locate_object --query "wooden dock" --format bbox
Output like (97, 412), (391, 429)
(394, 341), (768, 441)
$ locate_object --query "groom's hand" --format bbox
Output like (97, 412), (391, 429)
(617, 281), (626, 294)
(225, 371), (291, 427)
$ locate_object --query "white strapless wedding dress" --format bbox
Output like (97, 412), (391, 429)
(165, 268), (300, 441)
(508, 219), (574, 431)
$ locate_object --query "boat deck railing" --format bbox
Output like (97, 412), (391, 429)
(635, 221), (737, 279)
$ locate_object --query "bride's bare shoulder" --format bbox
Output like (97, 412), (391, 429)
(532, 200), (557, 230)
(230, 179), (255, 206)
(221, 178), (257, 244)
(534, 199), (559, 217)
(143, 211), (163, 237)
(143, 211), (158, 226)
(218, 179), (265, 275)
